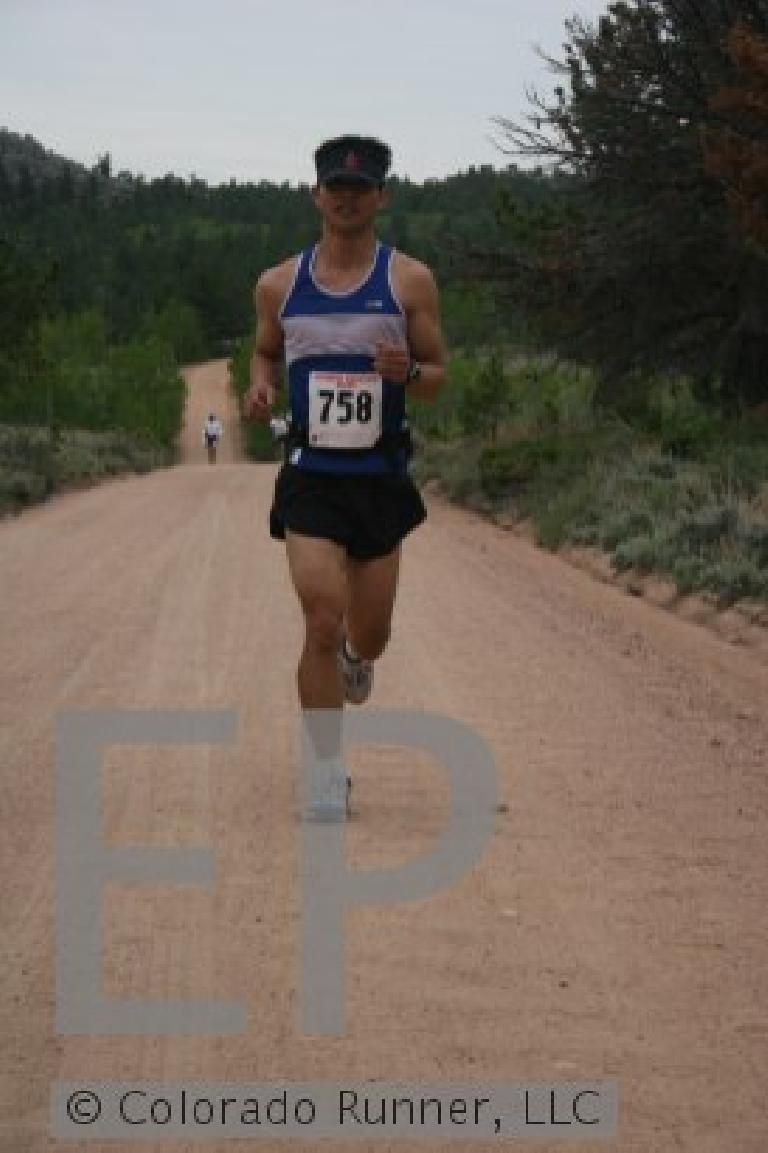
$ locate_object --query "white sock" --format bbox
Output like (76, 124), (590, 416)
(314, 756), (346, 780)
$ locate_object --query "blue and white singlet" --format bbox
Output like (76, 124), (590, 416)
(279, 241), (409, 474)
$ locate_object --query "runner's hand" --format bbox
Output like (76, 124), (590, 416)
(373, 344), (410, 385)
(244, 384), (274, 423)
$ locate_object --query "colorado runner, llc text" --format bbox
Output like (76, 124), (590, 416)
(52, 1082), (618, 1140)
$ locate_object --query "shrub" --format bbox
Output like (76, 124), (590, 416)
(672, 556), (709, 594)
(534, 474), (598, 549)
(651, 379), (720, 457)
(0, 469), (47, 511)
(599, 510), (655, 551)
(705, 559), (768, 605)
(613, 534), (660, 573)
(676, 506), (738, 549)
(437, 440), (484, 504)
(0, 423), (170, 513)
(736, 519), (768, 567)
(479, 437), (560, 498)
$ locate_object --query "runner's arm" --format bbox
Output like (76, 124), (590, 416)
(244, 271), (286, 421)
(375, 258), (446, 401)
(404, 263), (446, 401)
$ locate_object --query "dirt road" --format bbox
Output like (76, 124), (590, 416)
(1, 360), (766, 1152)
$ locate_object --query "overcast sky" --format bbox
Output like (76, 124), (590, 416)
(1, 0), (609, 186)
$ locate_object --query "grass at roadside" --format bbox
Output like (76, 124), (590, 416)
(0, 424), (172, 515)
(410, 354), (768, 606)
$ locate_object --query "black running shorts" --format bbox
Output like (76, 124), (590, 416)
(269, 465), (426, 561)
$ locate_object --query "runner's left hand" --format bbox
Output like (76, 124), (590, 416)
(373, 344), (410, 385)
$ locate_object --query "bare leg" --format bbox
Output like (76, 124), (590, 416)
(346, 546), (401, 661)
(285, 531), (348, 758)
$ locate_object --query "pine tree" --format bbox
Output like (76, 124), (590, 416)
(492, 0), (768, 409)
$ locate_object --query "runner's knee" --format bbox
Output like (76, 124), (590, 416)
(303, 599), (344, 653)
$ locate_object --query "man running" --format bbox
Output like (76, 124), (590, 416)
(245, 134), (446, 819)
(203, 411), (223, 463)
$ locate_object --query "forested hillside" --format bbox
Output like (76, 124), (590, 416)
(0, 127), (538, 512)
(0, 128), (89, 183)
(1, 128), (538, 358)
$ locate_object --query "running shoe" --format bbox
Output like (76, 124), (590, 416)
(338, 636), (374, 705)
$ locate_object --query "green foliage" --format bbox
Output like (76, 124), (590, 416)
(227, 336), (280, 462)
(704, 559), (768, 605)
(410, 352), (598, 449)
(457, 351), (514, 440)
(227, 334), (252, 401)
(0, 423), (168, 514)
(0, 134), (535, 493)
(479, 436), (561, 497)
(2, 133), (528, 360)
(0, 469), (49, 510)
(411, 437), (487, 506)
(612, 534), (660, 574)
(36, 310), (185, 446)
(0, 238), (58, 424)
(414, 346), (768, 603)
(408, 353), (474, 440)
(560, 445), (768, 602)
(0, 235), (185, 454)
(0, 239), (53, 357)
(141, 299), (207, 364)
(645, 379), (720, 457)
(491, 1), (768, 410)
(439, 283), (510, 348)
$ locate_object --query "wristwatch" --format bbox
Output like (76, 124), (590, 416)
(406, 359), (422, 385)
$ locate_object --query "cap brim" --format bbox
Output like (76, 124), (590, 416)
(320, 169), (380, 186)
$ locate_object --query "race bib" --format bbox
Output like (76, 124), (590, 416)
(307, 371), (383, 449)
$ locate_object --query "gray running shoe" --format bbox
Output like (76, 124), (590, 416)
(338, 637), (374, 705)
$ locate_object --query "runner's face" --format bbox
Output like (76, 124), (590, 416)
(313, 180), (385, 235)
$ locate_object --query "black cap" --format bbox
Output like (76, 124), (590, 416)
(314, 135), (392, 187)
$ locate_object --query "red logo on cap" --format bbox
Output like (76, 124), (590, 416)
(345, 151), (360, 171)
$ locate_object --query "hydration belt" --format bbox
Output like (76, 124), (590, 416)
(282, 421), (413, 473)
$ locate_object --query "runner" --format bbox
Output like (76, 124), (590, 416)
(245, 135), (446, 819)
(203, 411), (223, 464)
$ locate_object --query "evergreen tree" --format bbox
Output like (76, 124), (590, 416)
(492, 0), (768, 409)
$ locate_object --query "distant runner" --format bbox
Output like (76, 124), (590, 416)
(245, 135), (446, 819)
(203, 412), (223, 463)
